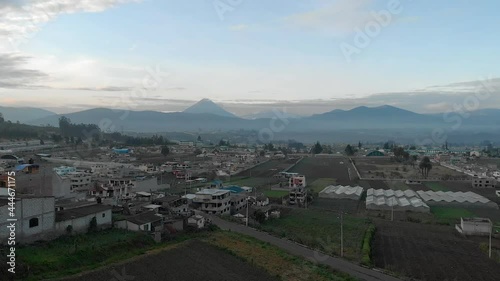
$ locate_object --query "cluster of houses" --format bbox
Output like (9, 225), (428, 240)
(0, 149), (281, 244)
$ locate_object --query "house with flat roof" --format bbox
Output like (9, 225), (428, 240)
(55, 204), (113, 234)
(193, 189), (231, 215)
(117, 211), (163, 232)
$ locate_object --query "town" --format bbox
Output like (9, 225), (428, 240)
(1, 131), (500, 280)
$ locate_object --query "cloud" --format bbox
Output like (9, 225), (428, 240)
(0, 53), (48, 88)
(0, 0), (142, 52)
(284, 0), (375, 35)
(229, 24), (250, 32)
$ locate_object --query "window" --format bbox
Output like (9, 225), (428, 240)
(29, 218), (39, 228)
(102, 213), (106, 218)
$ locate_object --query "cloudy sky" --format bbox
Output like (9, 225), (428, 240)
(0, 0), (499, 116)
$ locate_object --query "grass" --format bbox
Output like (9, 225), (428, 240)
(264, 189), (289, 198)
(425, 182), (449, 191)
(206, 231), (357, 281)
(258, 208), (370, 262)
(309, 178), (337, 193)
(431, 206), (475, 224)
(13, 229), (210, 280)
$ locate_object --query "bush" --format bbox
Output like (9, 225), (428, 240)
(361, 225), (376, 267)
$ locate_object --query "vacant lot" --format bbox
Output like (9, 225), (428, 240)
(373, 220), (500, 281)
(259, 208), (371, 262)
(289, 157), (355, 185)
(354, 157), (467, 180)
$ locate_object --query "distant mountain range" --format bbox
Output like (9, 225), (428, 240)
(0, 106), (56, 123)
(3, 99), (500, 142)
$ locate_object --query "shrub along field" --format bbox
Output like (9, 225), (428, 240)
(258, 208), (371, 262)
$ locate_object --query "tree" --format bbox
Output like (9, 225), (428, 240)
(312, 141), (323, 154)
(259, 150), (265, 157)
(161, 146), (170, 157)
(0, 112), (4, 123)
(39, 139), (45, 145)
(253, 210), (267, 224)
(419, 157), (433, 178)
(194, 148), (202, 155)
(88, 217), (97, 233)
(345, 144), (356, 156)
(197, 135), (202, 142)
(358, 141), (362, 150)
(393, 146), (406, 161)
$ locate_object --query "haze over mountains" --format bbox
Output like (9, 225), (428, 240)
(0, 106), (56, 123)
(2, 99), (500, 143)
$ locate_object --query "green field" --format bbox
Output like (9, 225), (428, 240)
(264, 189), (289, 198)
(431, 206), (475, 224)
(424, 182), (449, 191)
(309, 178), (337, 193)
(259, 208), (370, 261)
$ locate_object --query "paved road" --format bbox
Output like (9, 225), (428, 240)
(208, 215), (401, 281)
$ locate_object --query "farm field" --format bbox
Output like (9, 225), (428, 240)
(206, 231), (356, 281)
(309, 178), (337, 193)
(237, 159), (299, 178)
(311, 198), (363, 214)
(66, 231), (355, 281)
(67, 239), (279, 281)
(258, 208), (371, 262)
(372, 219), (500, 281)
(430, 206), (475, 224)
(354, 157), (468, 180)
(288, 157), (355, 185)
(264, 189), (289, 198)
(424, 181), (449, 191)
(2, 229), (157, 280)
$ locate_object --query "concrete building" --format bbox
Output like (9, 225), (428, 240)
(187, 215), (205, 229)
(289, 187), (306, 205)
(0, 196), (55, 243)
(230, 194), (247, 215)
(456, 217), (492, 236)
(193, 189), (231, 215)
(67, 171), (92, 191)
(472, 178), (497, 188)
(289, 175), (306, 188)
(152, 195), (189, 215)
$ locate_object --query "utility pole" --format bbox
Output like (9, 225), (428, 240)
(246, 198), (249, 227)
(489, 221), (492, 258)
(340, 212), (344, 258)
(391, 197), (394, 222)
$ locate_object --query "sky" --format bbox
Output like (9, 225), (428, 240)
(0, 0), (499, 116)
